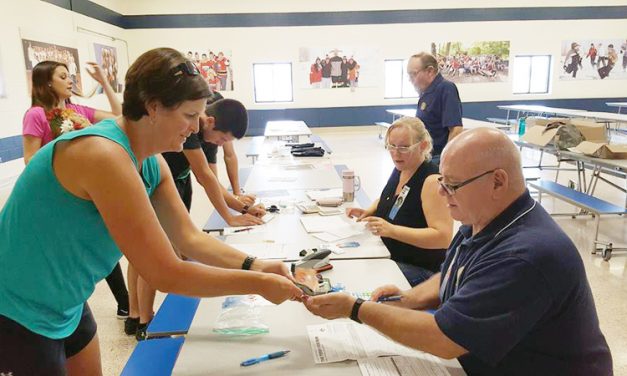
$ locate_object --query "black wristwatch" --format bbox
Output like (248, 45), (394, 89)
(350, 298), (365, 324)
(241, 255), (256, 270)
(240, 204), (250, 214)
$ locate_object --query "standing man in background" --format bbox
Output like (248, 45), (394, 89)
(407, 52), (463, 166)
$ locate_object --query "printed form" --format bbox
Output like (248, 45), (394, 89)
(307, 322), (450, 375)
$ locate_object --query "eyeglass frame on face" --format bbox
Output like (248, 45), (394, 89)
(437, 169), (497, 195)
(385, 142), (419, 154)
(407, 68), (426, 79)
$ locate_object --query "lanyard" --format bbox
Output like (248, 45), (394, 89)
(439, 201), (537, 302)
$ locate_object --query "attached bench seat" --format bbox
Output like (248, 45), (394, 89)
(529, 179), (627, 259)
(486, 117), (517, 126)
(121, 336), (185, 376)
(245, 135), (265, 164)
(310, 134), (333, 154)
(375, 122), (391, 139)
(146, 294), (200, 338)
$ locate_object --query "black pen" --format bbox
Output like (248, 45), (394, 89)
(377, 295), (402, 302)
(233, 227), (254, 233)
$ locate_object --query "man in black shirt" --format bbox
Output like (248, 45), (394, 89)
(162, 98), (265, 226)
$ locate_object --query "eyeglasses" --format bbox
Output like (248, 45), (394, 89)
(438, 169), (497, 195)
(385, 143), (418, 154)
(407, 68), (426, 79)
(171, 61), (200, 77)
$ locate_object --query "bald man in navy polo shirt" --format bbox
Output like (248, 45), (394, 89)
(304, 128), (612, 375)
(408, 52), (463, 165)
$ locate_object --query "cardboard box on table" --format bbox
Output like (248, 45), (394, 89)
(522, 117), (607, 147)
(569, 141), (627, 159)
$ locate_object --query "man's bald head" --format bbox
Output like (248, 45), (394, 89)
(437, 128), (527, 233)
(442, 128), (525, 193)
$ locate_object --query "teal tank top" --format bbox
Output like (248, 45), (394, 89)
(0, 119), (160, 339)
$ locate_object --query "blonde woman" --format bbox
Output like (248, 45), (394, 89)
(347, 117), (453, 285)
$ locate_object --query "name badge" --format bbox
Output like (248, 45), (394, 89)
(388, 186), (410, 221)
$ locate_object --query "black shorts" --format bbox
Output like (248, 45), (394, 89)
(175, 175), (193, 212)
(0, 303), (97, 375)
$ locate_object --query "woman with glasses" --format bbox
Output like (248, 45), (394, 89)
(0, 48), (302, 375)
(346, 117), (453, 286)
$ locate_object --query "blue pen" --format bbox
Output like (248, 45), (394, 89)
(240, 350), (291, 367)
(377, 295), (402, 302)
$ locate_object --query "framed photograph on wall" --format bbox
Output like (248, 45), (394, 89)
(299, 47), (377, 90)
(431, 41), (510, 84)
(21, 38), (83, 95)
(560, 39), (627, 80)
(93, 43), (122, 93)
(180, 49), (234, 92)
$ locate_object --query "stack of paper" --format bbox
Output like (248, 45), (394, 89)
(307, 322), (451, 376)
(300, 215), (363, 242)
(358, 356), (450, 376)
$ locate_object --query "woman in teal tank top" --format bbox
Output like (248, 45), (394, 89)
(0, 48), (302, 375)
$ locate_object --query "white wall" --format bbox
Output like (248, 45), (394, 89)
(0, 0), (625, 139)
(0, 0), (127, 139)
(125, 18), (627, 111)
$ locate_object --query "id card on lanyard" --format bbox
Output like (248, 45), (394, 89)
(388, 186), (410, 221)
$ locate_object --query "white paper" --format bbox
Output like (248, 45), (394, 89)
(262, 213), (276, 223)
(300, 215), (363, 235)
(307, 322), (424, 364)
(227, 242), (287, 259)
(267, 175), (297, 182)
(358, 356), (450, 376)
(306, 188), (343, 201)
(312, 232), (342, 242)
(317, 206), (343, 216)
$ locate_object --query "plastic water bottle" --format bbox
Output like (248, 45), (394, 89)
(518, 117), (526, 136)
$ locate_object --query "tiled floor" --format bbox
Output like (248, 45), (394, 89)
(60, 126), (627, 375)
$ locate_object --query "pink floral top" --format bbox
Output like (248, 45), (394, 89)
(22, 104), (96, 146)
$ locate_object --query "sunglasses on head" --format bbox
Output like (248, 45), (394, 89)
(171, 61), (200, 77)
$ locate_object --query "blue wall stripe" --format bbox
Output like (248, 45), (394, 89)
(2, 97), (625, 162)
(244, 96), (627, 136)
(122, 7), (627, 29)
(42, 1), (627, 29)
(42, 0), (125, 28)
(0, 136), (24, 164)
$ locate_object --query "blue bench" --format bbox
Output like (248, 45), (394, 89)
(529, 179), (627, 260)
(375, 122), (391, 139)
(245, 136), (265, 164)
(203, 167), (253, 233)
(486, 117), (516, 131)
(121, 336), (185, 376)
(486, 117), (517, 126)
(334, 165), (372, 208)
(146, 294), (200, 338)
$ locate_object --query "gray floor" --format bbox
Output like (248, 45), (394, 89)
(83, 126), (627, 375)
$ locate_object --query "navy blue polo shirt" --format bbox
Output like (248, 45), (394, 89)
(415, 73), (462, 156)
(435, 191), (612, 375)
